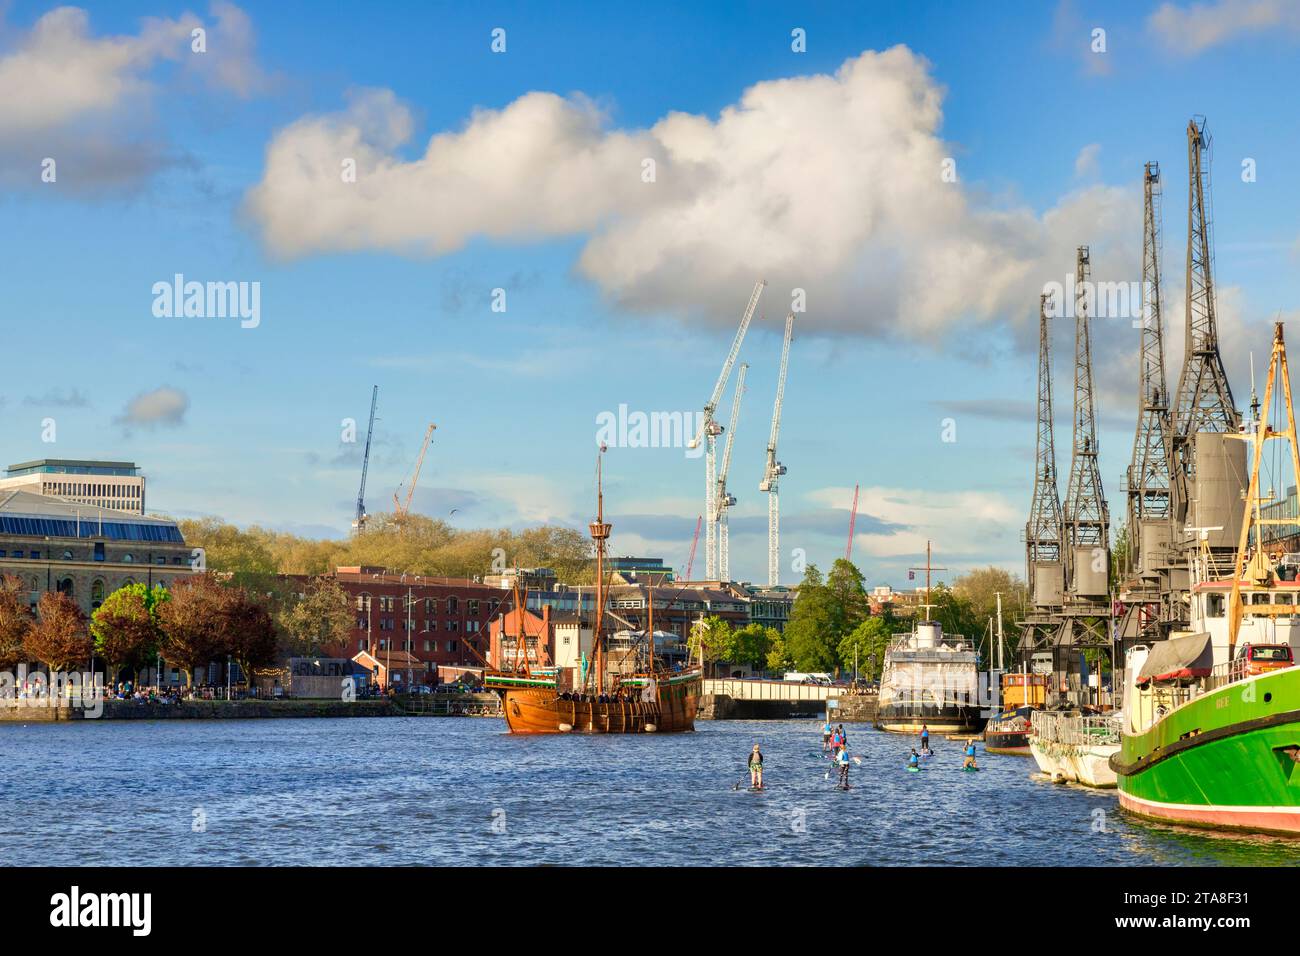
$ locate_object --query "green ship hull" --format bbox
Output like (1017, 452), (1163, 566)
(1111, 667), (1300, 836)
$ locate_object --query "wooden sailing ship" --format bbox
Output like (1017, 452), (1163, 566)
(485, 447), (702, 733)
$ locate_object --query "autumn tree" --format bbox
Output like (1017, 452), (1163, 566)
(278, 576), (354, 658)
(24, 592), (91, 675)
(221, 590), (280, 687)
(0, 575), (32, 670)
(91, 583), (168, 684)
(158, 575), (227, 686)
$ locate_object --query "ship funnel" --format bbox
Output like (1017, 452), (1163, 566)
(915, 622), (942, 649)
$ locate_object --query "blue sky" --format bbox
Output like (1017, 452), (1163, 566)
(2, 0), (1299, 588)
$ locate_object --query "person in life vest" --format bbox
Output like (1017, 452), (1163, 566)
(835, 746), (851, 789)
(837, 724), (848, 750)
(749, 744), (765, 789)
(822, 719), (833, 751)
(963, 738), (978, 769)
(920, 724), (930, 754)
(908, 748), (921, 770)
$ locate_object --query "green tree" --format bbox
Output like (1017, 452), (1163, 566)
(91, 583), (169, 684)
(686, 616), (733, 676)
(783, 565), (841, 672)
(838, 616), (894, 680)
(729, 623), (777, 669)
(765, 631), (794, 673)
(825, 558), (869, 635)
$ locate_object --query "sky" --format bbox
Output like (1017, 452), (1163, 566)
(2, 0), (1300, 589)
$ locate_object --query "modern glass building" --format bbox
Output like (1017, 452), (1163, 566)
(0, 459), (147, 515)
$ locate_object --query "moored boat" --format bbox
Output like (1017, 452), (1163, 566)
(1029, 708), (1121, 787)
(485, 447), (701, 734)
(1110, 324), (1300, 835)
(874, 543), (986, 735)
(985, 706), (1034, 755)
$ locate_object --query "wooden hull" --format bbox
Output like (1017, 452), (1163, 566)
(502, 683), (699, 734)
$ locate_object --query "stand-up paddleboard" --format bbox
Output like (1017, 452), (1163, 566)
(906, 765), (921, 772)
(963, 766), (980, 772)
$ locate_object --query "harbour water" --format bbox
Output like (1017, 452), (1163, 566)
(3, 717), (1298, 867)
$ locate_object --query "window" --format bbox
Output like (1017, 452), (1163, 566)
(447, 596), (458, 613)
(91, 580), (105, 606)
(1206, 593), (1226, 618)
(94, 542), (105, 562)
(468, 600), (479, 615)
(445, 620), (459, 632)
(448, 641), (458, 654)
(56, 578), (74, 598)
(29, 551), (38, 559)
(155, 556), (165, 566)
(423, 639), (431, 652)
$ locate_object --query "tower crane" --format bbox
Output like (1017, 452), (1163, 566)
(685, 515), (702, 581)
(716, 363), (748, 581)
(393, 423), (437, 526)
(689, 279), (765, 579)
(760, 313), (794, 586)
(845, 483), (859, 562)
(351, 385), (378, 535)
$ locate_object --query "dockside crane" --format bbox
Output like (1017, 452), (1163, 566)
(393, 423), (436, 526)
(352, 385), (379, 535)
(1127, 162), (1173, 575)
(760, 313), (794, 586)
(1168, 116), (1239, 557)
(716, 363), (748, 581)
(1062, 245), (1109, 594)
(688, 279), (765, 579)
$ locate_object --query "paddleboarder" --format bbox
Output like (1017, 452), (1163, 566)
(963, 738), (978, 770)
(907, 748), (920, 771)
(835, 746), (850, 789)
(920, 723), (930, 753)
(748, 744), (765, 790)
(821, 719), (833, 751)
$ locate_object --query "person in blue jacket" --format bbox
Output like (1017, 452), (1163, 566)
(963, 738), (978, 770)
(907, 748), (920, 770)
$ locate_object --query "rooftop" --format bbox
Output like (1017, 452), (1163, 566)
(0, 490), (182, 542)
(6, 459), (140, 477)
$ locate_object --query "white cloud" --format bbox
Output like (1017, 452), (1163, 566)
(806, 484), (1020, 564)
(114, 386), (189, 429)
(245, 47), (1135, 343)
(1148, 0), (1300, 54)
(1074, 143), (1101, 178)
(0, 4), (267, 188)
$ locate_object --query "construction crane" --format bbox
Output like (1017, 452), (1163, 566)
(760, 313), (794, 586)
(351, 385), (378, 535)
(689, 279), (765, 579)
(685, 515), (702, 580)
(715, 362), (748, 581)
(845, 483), (859, 562)
(1127, 162), (1173, 572)
(393, 423), (436, 525)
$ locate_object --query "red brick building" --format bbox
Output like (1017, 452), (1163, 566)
(333, 567), (502, 681)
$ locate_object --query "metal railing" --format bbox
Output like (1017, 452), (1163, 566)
(702, 678), (835, 701)
(1031, 710), (1122, 746)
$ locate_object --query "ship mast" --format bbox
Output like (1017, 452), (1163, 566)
(589, 444), (612, 693)
(908, 541), (947, 621)
(1227, 323), (1300, 654)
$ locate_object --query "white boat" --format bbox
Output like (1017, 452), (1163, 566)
(1028, 710), (1122, 788)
